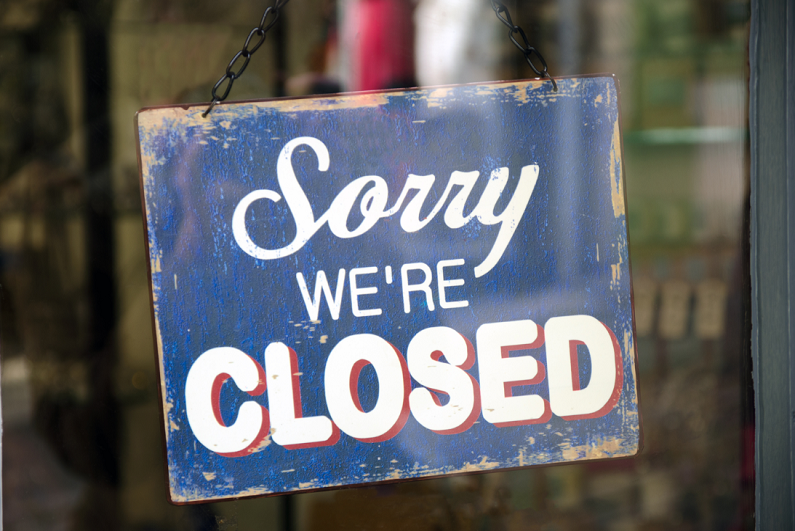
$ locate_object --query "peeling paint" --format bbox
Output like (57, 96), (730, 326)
(426, 87), (455, 107)
(610, 117), (626, 217)
(559, 436), (626, 461)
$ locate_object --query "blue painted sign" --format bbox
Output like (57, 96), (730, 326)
(136, 76), (640, 504)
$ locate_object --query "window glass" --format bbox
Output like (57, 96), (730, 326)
(0, 0), (752, 529)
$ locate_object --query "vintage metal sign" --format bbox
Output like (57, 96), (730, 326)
(136, 75), (640, 504)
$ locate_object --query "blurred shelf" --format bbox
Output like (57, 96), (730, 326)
(624, 126), (748, 145)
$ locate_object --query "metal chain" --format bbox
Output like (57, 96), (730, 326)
(203, 0), (555, 116)
(490, 0), (557, 91)
(202, 0), (292, 117)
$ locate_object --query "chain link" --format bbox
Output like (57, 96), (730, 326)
(204, 0), (555, 116)
(490, 0), (557, 91)
(203, 0), (292, 117)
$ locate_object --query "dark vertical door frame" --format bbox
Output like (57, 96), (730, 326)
(750, 0), (795, 528)
(79, 5), (121, 527)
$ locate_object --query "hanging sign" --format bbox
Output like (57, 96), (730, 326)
(136, 75), (640, 504)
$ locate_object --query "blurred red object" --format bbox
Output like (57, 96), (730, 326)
(345, 0), (416, 91)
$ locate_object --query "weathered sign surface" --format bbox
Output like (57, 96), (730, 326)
(136, 76), (640, 504)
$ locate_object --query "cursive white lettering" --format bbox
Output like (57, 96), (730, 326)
(232, 137), (539, 277)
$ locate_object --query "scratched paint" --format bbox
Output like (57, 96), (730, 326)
(136, 76), (640, 504)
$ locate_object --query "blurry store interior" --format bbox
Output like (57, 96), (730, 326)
(1, 0), (752, 529)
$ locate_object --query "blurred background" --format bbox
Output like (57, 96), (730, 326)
(0, 0), (752, 529)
